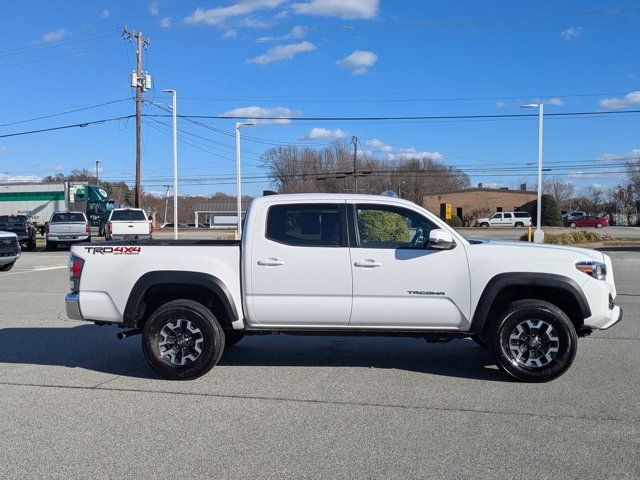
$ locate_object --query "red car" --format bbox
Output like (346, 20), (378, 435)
(569, 215), (609, 229)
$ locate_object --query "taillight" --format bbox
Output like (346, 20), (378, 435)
(86, 224), (91, 233)
(108, 222), (112, 235)
(45, 224), (50, 234)
(149, 222), (153, 235)
(69, 255), (85, 292)
(25, 223), (29, 233)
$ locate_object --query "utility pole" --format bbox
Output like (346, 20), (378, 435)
(352, 135), (358, 194)
(122, 27), (150, 208)
(163, 185), (170, 224)
(95, 159), (101, 184)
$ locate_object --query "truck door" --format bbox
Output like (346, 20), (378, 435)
(348, 203), (471, 329)
(247, 202), (352, 327)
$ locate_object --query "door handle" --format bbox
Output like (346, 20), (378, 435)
(257, 258), (285, 266)
(354, 259), (383, 268)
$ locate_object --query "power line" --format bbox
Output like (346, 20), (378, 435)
(0, 115), (134, 138)
(0, 98), (131, 127)
(0, 44), (120, 70)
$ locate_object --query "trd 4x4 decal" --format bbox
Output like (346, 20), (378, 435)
(84, 246), (141, 255)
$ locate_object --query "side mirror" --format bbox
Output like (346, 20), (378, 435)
(428, 228), (455, 250)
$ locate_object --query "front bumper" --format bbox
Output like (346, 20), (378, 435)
(65, 293), (84, 321)
(600, 306), (623, 330)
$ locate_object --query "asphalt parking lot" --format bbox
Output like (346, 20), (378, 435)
(0, 247), (638, 479)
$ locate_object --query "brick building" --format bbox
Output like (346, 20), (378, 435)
(423, 188), (537, 223)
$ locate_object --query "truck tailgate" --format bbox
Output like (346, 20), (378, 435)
(71, 242), (241, 324)
(111, 221), (150, 236)
(49, 222), (87, 237)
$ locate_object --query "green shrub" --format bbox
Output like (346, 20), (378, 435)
(358, 210), (410, 243)
(521, 194), (564, 227)
(519, 230), (613, 245)
(446, 215), (462, 228)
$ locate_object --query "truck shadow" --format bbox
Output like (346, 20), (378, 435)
(0, 325), (505, 382)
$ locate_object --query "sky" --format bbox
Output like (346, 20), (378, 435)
(1, 0), (639, 197)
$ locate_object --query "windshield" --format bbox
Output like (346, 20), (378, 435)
(51, 213), (86, 223)
(0, 215), (27, 224)
(111, 210), (146, 221)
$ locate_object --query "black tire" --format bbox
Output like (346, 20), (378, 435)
(570, 222), (577, 229)
(481, 222), (490, 228)
(514, 222), (524, 228)
(26, 239), (36, 250)
(0, 261), (15, 272)
(596, 223), (603, 229)
(224, 330), (245, 349)
(490, 299), (577, 382)
(45, 241), (56, 251)
(142, 299), (225, 380)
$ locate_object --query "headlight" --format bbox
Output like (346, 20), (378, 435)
(576, 261), (607, 281)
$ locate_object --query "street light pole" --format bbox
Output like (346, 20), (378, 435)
(95, 160), (101, 184)
(521, 103), (545, 243)
(163, 89), (178, 240)
(235, 121), (255, 239)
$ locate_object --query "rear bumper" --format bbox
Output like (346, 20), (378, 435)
(47, 235), (90, 243)
(110, 234), (151, 241)
(65, 293), (84, 321)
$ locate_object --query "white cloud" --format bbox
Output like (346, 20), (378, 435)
(222, 29), (238, 38)
(595, 149), (640, 164)
(42, 29), (66, 43)
(291, 0), (378, 19)
(544, 97), (564, 106)
(247, 41), (316, 64)
(150, 1), (159, 16)
(53, 165), (64, 171)
(258, 25), (308, 42)
(298, 127), (347, 140)
(0, 173), (42, 183)
(365, 138), (392, 152)
(160, 16), (172, 27)
(365, 139), (443, 161)
(389, 147), (444, 162)
(221, 106), (300, 124)
(0, 145), (6, 154)
(561, 26), (582, 40)
(100, 9), (110, 19)
(336, 50), (377, 74)
(599, 91), (640, 110)
(495, 101), (507, 109)
(185, 0), (286, 25)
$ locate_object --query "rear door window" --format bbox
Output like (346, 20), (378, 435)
(266, 204), (344, 247)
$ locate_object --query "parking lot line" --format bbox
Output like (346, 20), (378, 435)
(5, 265), (67, 275)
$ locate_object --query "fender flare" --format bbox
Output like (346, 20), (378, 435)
(470, 272), (591, 334)
(123, 270), (239, 328)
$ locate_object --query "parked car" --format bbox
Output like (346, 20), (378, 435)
(476, 211), (532, 227)
(564, 211), (587, 221)
(0, 214), (37, 250)
(569, 216), (609, 229)
(65, 193), (621, 383)
(105, 208), (152, 241)
(0, 231), (20, 271)
(46, 211), (91, 251)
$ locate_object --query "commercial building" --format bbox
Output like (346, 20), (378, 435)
(423, 187), (537, 223)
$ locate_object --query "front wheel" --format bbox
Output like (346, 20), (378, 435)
(596, 223), (603, 229)
(491, 299), (577, 382)
(0, 261), (15, 272)
(142, 299), (225, 380)
(570, 222), (577, 229)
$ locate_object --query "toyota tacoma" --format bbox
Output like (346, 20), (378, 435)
(65, 194), (622, 382)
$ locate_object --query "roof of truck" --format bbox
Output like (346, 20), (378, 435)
(251, 193), (420, 208)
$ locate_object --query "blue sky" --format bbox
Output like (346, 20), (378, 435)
(1, 0), (639, 197)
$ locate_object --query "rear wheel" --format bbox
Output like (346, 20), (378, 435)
(0, 261), (15, 272)
(514, 222), (524, 228)
(142, 299), (225, 380)
(480, 222), (489, 228)
(490, 299), (577, 382)
(45, 241), (56, 251)
(26, 239), (36, 250)
(570, 222), (577, 229)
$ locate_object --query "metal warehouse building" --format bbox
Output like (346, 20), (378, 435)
(423, 187), (537, 221)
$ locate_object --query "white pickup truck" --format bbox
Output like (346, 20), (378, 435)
(65, 194), (622, 382)
(104, 207), (152, 241)
(0, 231), (20, 271)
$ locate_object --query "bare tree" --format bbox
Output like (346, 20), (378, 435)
(543, 179), (575, 210)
